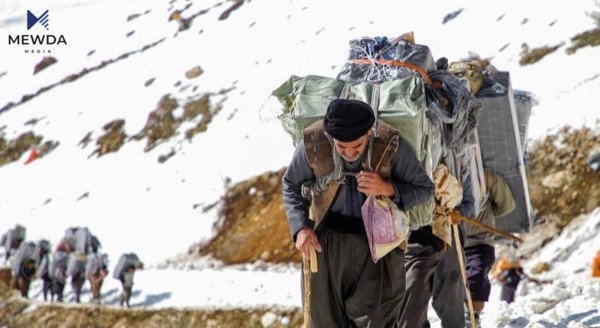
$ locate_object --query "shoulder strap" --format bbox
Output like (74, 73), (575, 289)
(485, 168), (493, 192)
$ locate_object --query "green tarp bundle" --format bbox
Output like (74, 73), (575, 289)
(272, 74), (435, 227)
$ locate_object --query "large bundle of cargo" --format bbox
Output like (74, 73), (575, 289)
(273, 34), (485, 229)
(48, 251), (69, 282)
(274, 74), (434, 227)
(474, 70), (535, 233)
(513, 89), (538, 153)
(274, 75), (430, 162)
(64, 227), (92, 254)
(11, 241), (39, 276)
(67, 252), (87, 276)
(112, 253), (143, 280)
(2, 224), (26, 254)
(85, 252), (108, 277)
(63, 226), (102, 255)
(273, 33), (533, 237)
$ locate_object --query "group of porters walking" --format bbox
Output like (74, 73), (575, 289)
(275, 33), (537, 327)
(1, 224), (143, 307)
(12, 32), (600, 326)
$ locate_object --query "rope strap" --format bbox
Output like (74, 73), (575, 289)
(349, 58), (434, 85)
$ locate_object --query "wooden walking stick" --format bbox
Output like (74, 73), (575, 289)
(303, 255), (311, 328)
(457, 213), (523, 244)
(303, 245), (318, 328)
(453, 224), (476, 328)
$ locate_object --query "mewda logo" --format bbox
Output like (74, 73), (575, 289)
(7, 10), (68, 54)
(27, 10), (49, 30)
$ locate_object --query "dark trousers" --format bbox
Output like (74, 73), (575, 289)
(398, 226), (465, 328)
(501, 285), (517, 303)
(15, 276), (32, 298)
(71, 274), (85, 303)
(121, 285), (133, 307)
(303, 225), (406, 328)
(42, 277), (52, 301)
(50, 280), (65, 302)
(464, 244), (496, 302)
(14, 264), (37, 299)
(397, 240), (445, 328)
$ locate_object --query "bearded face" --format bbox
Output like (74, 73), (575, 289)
(333, 131), (371, 162)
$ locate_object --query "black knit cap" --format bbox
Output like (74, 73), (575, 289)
(323, 99), (375, 142)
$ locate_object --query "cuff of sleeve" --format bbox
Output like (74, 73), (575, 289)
(291, 218), (315, 242)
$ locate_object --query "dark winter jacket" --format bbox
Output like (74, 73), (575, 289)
(282, 119), (434, 240)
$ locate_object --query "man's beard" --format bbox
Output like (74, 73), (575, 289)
(342, 153), (362, 163)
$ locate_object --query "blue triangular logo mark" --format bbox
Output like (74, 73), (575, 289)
(27, 10), (49, 30)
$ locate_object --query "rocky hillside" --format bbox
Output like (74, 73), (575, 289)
(3, 126), (597, 327)
(1, 3), (599, 327)
(0, 269), (302, 328)
(527, 126), (600, 226)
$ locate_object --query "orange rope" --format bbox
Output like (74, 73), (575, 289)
(348, 58), (449, 107)
(349, 58), (433, 85)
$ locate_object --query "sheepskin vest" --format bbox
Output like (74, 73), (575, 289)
(302, 119), (401, 226)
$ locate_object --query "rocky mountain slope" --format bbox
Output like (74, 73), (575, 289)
(1, 1), (599, 327)
(2, 122), (599, 327)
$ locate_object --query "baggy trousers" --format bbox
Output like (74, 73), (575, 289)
(71, 273), (85, 303)
(500, 285), (517, 303)
(398, 227), (465, 328)
(397, 241), (445, 328)
(464, 244), (496, 302)
(302, 225), (406, 328)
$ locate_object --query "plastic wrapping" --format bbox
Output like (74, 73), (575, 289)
(337, 36), (481, 153)
(113, 253), (142, 280)
(11, 242), (38, 276)
(475, 71), (533, 233)
(273, 75), (430, 162)
(85, 252), (108, 277)
(361, 195), (409, 263)
(336, 36), (439, 228)
(64, 226), (93, 254)
(428, 70), (483, 149)
(48, 251), (69, 281)
(337, 37), (437, 83)
(272, 75), (345, 146)
(465, 130), (487, 217)
(272, 74), (435, 227)
(67, 252), (87, 276)
(273, 35), (499, 229)
(513, 89), (538, 151)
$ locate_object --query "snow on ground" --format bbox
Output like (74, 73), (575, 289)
(1, 0), (600, 325)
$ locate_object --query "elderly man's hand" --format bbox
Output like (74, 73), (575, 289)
(356, 171), (394, 197)
(295, 227), (322, 259)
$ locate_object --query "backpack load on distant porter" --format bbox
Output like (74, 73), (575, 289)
(472, 68), (537, 233)
(113, 253), (143, 281)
